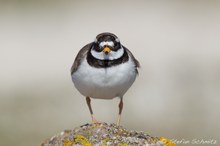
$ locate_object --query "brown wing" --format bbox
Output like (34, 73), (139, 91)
(123, 46), (140, 74)
(71, 42), (93, 75)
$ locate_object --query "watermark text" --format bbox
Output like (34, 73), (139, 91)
(171, 138), (217, 145)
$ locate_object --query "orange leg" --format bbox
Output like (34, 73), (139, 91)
(86, 97), (98, 123)
(116, 97), (123, 126)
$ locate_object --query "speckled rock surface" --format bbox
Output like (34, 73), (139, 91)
(39, 123), (175, 146)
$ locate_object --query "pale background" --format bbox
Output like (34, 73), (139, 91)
(0, 0), (220, 146)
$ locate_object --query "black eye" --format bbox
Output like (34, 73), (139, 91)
(93, 42), (102, 52)
(114, 42), (121, 49)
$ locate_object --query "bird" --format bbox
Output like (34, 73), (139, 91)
(71, 32), (140, 126)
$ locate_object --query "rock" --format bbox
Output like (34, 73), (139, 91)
(39, 123), (176, 146)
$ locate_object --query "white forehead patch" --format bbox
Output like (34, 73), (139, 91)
(99, 41), (114, 48)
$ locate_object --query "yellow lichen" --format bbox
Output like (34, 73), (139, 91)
(63, 140), (73, 146)
(119, 143), (128, 146)
(160, 137), (176, 146)
(73, 134), (92, 146)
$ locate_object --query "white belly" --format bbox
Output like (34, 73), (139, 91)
(72, 58), (137, 99)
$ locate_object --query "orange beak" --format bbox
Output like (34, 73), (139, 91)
(103, 47), (111, 54)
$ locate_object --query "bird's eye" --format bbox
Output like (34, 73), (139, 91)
(115, 42), (119, 47)
(112, 42), (121, 51)
(93, 42), (102, 52)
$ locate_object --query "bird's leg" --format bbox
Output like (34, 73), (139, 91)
(116, 97), (123, 126)
(86, 96), (98, 123)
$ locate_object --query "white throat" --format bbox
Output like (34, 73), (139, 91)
(91, 47), (124, 60)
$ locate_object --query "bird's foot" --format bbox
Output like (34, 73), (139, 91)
(91, 115), (102, 125)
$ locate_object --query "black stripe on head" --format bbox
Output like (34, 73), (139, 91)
(87, 46), (129, 68)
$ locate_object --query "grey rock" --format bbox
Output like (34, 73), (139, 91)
(39, 123), (174, 146)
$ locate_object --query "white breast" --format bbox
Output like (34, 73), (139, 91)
(72, 57), (137, 99)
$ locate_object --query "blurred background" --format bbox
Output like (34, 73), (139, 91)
(0, 0), (220, 146)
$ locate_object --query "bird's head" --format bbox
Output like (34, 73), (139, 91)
(91, 32), (124, 60)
